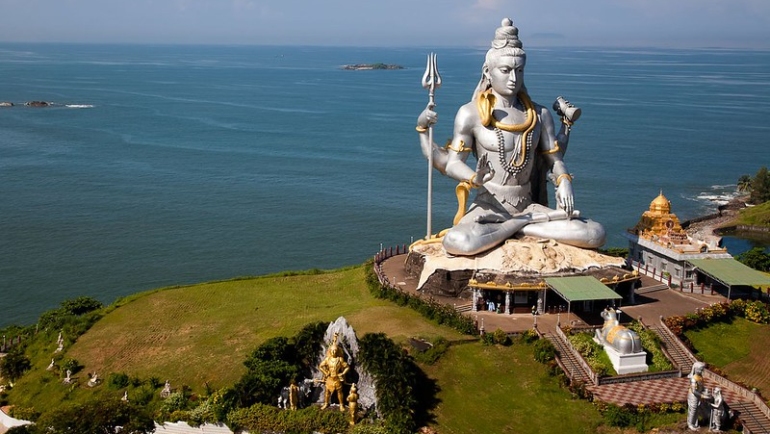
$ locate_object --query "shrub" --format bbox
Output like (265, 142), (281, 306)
(60, 296), (103, 316)
(602, 404), (632, 427)
(744, 300), (770, 324)
(0, 349), (31, 382)
(358, 332), (439, 434)
(351, 424), (390, 434)
(533, 338), (555, 363)
(519, 328), (539, 344)
(108, 372), (130, 390)
(61, 358), (82, 375)
(491, 329), (512, 346)
(228, 403), (349, 434)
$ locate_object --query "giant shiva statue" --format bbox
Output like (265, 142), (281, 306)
(416, 18), (605, 256)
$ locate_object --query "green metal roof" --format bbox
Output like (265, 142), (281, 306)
(687, 258), (770, 288)
(544, 276), (622, 302)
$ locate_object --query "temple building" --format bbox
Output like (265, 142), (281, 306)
(624, 192), (732, 288)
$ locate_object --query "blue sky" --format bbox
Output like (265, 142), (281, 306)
(0, 0), (768, 48)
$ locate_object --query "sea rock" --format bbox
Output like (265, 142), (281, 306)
(341, 63), (403, 70)
(25, 101), (50, 107)
(0, 102), (13, 107)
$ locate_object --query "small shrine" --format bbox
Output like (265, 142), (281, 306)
(624, 192), (731, 287)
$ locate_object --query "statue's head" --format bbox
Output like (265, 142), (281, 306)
(691, 361), (706, 376)
(474, 18), (527, 101)
(485, 18), (526, 68)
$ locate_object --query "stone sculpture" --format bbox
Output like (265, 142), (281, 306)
(687, 362), (707, 430)
(309, 317), (377, 412)
(347, 383), (359, 425)
(416, 18), (605, 256)
(160, 380), (172, 398)
(87, 372), (99, 387)
(595, 308), (642, 355)
(710, 386), (726, 432)
(63, 369), (72, 385)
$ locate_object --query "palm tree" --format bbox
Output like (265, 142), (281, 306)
(737, 174), (752, 193)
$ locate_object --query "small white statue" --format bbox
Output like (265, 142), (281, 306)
(122, 390), (129, 402)
(710, 387), (726, 432)
(160, 380), (172, 398)
(87, 372), (99, 387)
(63, 369), (73, 384)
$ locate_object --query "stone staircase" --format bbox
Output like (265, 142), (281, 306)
(454, 302), (473, 313)
(730, 402), (770, 434)
(648, 324), (695, 374)
(543, 331), (593, 384)
(636, 283), (670, 294)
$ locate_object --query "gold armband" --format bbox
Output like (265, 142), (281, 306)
(541, 142), (561, 155)
(415, 125), (428, 133)
(445, 139), (472, 153)
(555, 173), (573, 186)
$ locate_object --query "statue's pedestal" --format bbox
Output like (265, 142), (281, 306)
(406, 237), (629, 297)
(602, 344), (648, 375)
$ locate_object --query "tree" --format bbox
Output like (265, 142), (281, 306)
(60, 296), (103, 316)
(737, 174), (752, 193)
(749, 166), (770, 204)
(0, 348), (31, 381)
(737, 247), (770, 272)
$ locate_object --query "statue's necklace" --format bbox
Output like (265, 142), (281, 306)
(477, 90), (537, 175)
(495, 127), (532, 176)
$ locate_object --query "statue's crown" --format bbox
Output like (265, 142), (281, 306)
(491, 18), (522, 50)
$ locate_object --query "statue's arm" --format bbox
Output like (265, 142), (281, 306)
(552, 96), (580, 156)
(444, 105), (480, 184)
(538, 107), (574, 215)
(416, 106), (451, 174)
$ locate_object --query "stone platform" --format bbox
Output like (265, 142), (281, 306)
(405, 237), (628, 298)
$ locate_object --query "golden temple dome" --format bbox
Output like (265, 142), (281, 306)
(649, 191), (671, 214)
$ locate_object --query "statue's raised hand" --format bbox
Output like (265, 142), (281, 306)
(417, 103), (438, 130)
(475, 154), (494, 185)
(556, 178), (574, 217)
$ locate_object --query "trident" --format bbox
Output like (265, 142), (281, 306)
(421, 53), (441, 239)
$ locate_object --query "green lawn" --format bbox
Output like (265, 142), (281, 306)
(422, 342), (603, 434)
(685, 317), (770, 393)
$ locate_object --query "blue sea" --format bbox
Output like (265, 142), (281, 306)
(1, 44), (769, 327)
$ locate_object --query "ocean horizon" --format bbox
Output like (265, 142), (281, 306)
(2, 43), (769, 327)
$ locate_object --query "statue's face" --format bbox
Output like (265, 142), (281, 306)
(486, 55), (525, 97)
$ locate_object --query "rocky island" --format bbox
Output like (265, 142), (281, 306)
(341, 63), (403, 70)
